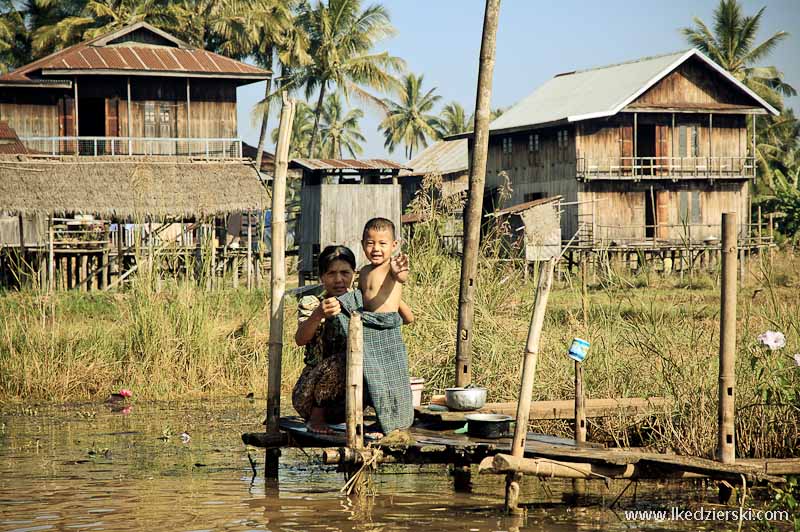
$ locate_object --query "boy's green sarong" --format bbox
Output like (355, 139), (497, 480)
(336, 290), (413, 434)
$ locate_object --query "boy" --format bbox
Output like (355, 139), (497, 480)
(359, 217), (413, 322)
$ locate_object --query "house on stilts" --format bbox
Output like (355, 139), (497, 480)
(453, 49), (778, 270)
(0, 22), (271, 290)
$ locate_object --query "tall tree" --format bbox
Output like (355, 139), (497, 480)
(0, 0), (28, 72)
(30, 0), (174, 55)
(379, 73), (442, 159)
(271, 101), (316, 159)
(681, 0), (795, 111)
(292, 0), (404, 156)
(318, 93), (365, 158)
(439, 101), (471, 137)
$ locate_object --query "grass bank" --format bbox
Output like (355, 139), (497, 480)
(1, 228), (798, 458)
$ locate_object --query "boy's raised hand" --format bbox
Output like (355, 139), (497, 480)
(390, 252), (410, 282)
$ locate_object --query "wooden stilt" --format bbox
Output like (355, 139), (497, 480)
(346, 313), (364, 451)
(265, 95), (295, 478)
(48, 224), (55, 293)
(574, 361), (586, 444)
(718, 213), (737, 464)
(506, 258), (555, 515)
(247, 211), (253, 291)
(80, 255), (88, 292)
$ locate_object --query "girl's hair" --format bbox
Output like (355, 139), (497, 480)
(318, 245), (356, 276)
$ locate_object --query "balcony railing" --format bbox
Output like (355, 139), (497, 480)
(19, 137), (243, 158)
(577, 156), (756, 180)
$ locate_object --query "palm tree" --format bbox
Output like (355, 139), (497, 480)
(31, 0), (175, 55)
(318, 93), (365, 158)
(379, 73), (442, 159)
(292, 0), (404, 156)
(681, 0), (795, 111)
(272, 101), (316, 159)
(0, 0), (28, 72)
(439, 102), (470, 137)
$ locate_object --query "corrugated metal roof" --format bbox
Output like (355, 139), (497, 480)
(401, 139), (468, 177)
(492, 195), (562, 217)
(487, 49), (777, 134)
(290, 158), (410, 171)
(0, 122), (27, 154)
(1, 22), (268, 82)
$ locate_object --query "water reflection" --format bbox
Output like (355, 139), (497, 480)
(0, 400), (726, 531)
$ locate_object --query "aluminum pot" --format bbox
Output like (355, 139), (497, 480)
(465, 413), (513, 439)
(445, 387), (487, 411)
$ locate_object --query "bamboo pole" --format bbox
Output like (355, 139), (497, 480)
(265, 94), (296, 479)
(506, 257), (555, 514)
(489, 454), (704, 480)
(247, 211), (253, 291)
(346, 313), (364, 451)
(48, 223), (54, 293)
(574, 361), (586, 444)
(455, 0), (501, 388)
(717, 213), (737, 464)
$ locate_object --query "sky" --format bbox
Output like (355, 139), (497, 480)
(235, 0), (800, 161)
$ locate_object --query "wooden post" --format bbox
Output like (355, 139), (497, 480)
(127, 77), (133, 155)
(506, 258), (554, 515)
(247, 211), (253, 291)
(186, 78), (191, 140)
(633, 112), (638, 178)
(265, 94), (296, 478)
(581, 254), (588, 326)
(718, 213), (737, 464)
(48, 223), (55, 293)
(574, 361), (586, 444)
(455, 0), (501, 388)
(346, 313), (364, 450)
(80, 254), (88, 292)
(74, 77), (79, 155)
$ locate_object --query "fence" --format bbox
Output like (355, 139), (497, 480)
(19, 137), (243, 158)
(577, 157), (756, 180)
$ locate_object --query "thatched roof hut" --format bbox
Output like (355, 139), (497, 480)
(0, 155), (266, 219)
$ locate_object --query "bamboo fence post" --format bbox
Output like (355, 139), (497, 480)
(346, 313), (364, 451)
(48, 223), (55, 293)
(505, 257), (554, 515)
(247, 211), (253, 291)
(455, 0), (501, 388)
(581, 254), (588, 326)
(265, 94), (295, 479)
(717, 213), (737, 465)
(574, 361), (586, 443)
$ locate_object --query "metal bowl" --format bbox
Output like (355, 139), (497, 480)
(445, 387), (487, 411)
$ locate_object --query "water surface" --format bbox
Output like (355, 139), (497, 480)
(0, 399), (778, 531)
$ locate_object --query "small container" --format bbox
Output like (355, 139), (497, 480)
(410, 377), (425, 407)
(445, 387), (487, 411)
(568, 338), (591, 363)
(465, 414), (513, 439)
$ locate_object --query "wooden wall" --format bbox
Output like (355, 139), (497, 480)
(581, 181), (749, 243)
(635, 56), (758, 107)
(486, 125), (579, 239)
(299, 184), (401, 273)
(0, 89), (61, 137)
(578, 114), (748, 162)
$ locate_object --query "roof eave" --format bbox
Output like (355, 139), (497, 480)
(42, 68), (270, 81)
(0, 79), (72, 88)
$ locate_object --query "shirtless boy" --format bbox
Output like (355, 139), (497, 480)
(359, 218), (413, 323)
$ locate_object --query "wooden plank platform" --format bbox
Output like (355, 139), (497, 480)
(415, 396), (672, 423)
(241, 416), (786, 484)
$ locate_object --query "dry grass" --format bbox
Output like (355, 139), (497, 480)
(1, 215), (798, 458)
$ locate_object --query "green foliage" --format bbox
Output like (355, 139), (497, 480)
(379, 73), (442, 159)
(318, 93), (366, 158)
(757, 168), (800, 242)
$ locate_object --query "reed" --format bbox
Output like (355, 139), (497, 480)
(0, 201), (797, 458)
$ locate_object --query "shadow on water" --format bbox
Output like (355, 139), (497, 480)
(0, 399), (760, 531)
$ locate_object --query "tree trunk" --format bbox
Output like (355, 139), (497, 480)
(455, 0), (501, 387)
(255, 47), (275, 171)
(307, 84), (326, 157)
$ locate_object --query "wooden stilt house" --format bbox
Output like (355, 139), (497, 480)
(0, 22), (271, 290)
(455, 49), (779, 248)
(293, 158), (408, 283)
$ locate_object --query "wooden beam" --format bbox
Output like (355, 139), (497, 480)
(456, 0), (501, 388)
(186, 78), (191, 139)
(717, 212), (737, 464)
(74, 77), (79, 155)
(416, 397), (673, 422)
(127, 77), (132, 155)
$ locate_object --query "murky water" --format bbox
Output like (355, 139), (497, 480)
(0, 400), (781, 531)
